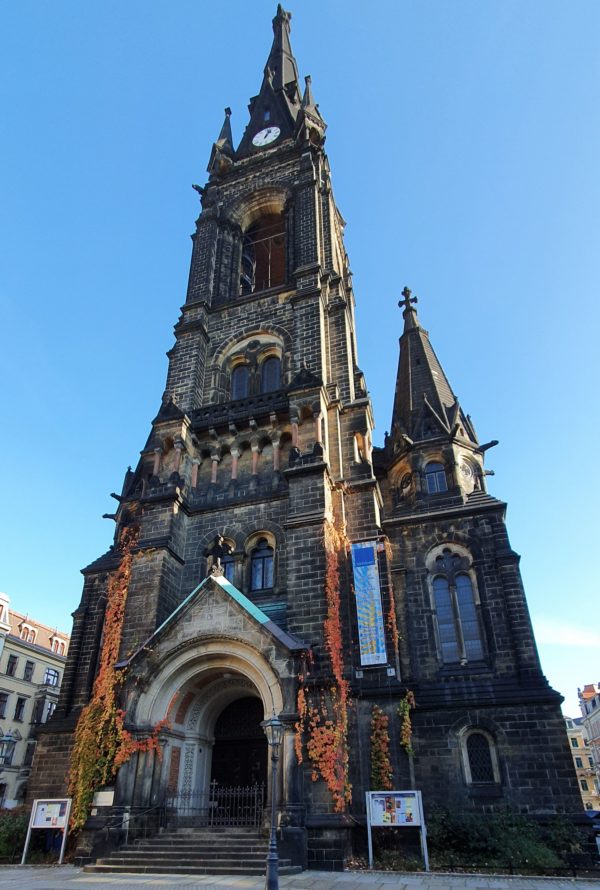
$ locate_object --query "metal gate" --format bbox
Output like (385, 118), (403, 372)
(166, 781), (265, 828)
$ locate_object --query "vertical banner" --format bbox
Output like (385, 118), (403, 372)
(351, 541), (387, 666)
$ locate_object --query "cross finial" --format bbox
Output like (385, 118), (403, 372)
(398, 286), (418, 312)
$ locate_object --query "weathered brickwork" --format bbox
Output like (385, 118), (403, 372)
(29, 6), (581, 872)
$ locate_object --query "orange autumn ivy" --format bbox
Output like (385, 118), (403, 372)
(370, 705), (393, 790)
(67, 525), (170, 830)
(383, 540), (400, 654)
(398, 690), (416, 757)
(295, 522), (352, 812)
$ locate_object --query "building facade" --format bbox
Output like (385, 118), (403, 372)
(565, 715), (600, 811)
(0, 593), (69, 808)
(28, 5), (581, 868)
(579, 684), (600, 804)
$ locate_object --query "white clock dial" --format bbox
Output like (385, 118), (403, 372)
(252, 126), (281, 147)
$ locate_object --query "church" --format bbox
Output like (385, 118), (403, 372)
(29, 5), (580, 871)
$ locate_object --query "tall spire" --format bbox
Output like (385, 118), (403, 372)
(267, 5), (300, 96)
(236, 5), (302, 155)
(390, 288), (477, 447)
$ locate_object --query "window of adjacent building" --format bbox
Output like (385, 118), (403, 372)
(14, 697), (26, 722)
(589, 756), (595, 768)
(46, 701), (56, 721)
(240, 213), (286, 295)
(424, 461), (448, 494)
(581, 779), (589, 791)
(23, 660), (35, 682)
(260, 356), (281, 393)
(51, 638), (66, 655)
(32, 698), (45, 724)
(0, 692), (8, 719)
(571, 738), (579, 748)
(433, 573), (483, 663)
(43, 668), (59, 687)
(250, 538), (274, 591)
(575, 756), (583, 768)
(231, 364), (250, 400)
(23, 741), (36, 767)
(6, 655), (18, 677)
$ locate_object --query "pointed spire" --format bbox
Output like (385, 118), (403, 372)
(237, 6), (302, 154)
(390, 288), (477, 447)
(207, 107), (234, 174)
(295, 75), (327, 144)
(267, 5), (300, 95)
(217, 107), (233, 152)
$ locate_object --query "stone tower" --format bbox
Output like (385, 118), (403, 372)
(29, 5), (580, 870)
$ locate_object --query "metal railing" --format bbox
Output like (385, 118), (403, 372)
(166, 781), (265, 829)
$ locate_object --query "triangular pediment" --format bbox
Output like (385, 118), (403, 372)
(118, 574), (307, 671)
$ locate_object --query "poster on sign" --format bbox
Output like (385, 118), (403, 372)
(21, 798), (72, 866)
(366, 789), (429, 870)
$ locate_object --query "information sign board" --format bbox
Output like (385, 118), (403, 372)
(21, 798), (72, 866)
(365, 789), (429, 871)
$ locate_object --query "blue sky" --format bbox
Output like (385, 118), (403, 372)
(1, 1), (598, 716)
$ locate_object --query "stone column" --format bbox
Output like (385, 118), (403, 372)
(230, 447), (240, 481)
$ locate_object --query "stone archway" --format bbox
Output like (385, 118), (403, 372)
(124, 638), (285, 823)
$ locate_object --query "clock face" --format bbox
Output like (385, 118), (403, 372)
(252, 126), (281, 147)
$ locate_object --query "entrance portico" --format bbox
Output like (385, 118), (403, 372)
(113, 574), (307, 835)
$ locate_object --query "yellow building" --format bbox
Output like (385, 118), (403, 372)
(0, 593), (69, 808)
(565, 715), (600, 811)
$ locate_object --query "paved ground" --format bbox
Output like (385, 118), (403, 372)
(1, 867), (599, 890)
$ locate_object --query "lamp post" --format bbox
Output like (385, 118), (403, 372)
(261, 712), (284, 890)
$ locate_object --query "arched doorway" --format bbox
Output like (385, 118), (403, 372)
(211, 696), (268, 787)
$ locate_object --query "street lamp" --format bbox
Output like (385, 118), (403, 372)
(261, 712), (284, 890)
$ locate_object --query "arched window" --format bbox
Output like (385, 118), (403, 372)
(222, 552), (235, 584)
(424, 461), (447, 494)
(429, 548), (484, 664)
(260, 356), (281, 393)
(240, 213), (286, 294)
(231, 365), (250, 400)
(250, 538), (274, 591)
(462, 730), (500, 784)
(433, 573), (483, 663)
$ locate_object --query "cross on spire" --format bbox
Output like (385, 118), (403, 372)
(398, 286), (418, 312)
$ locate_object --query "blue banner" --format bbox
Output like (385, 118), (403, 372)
(351, 541), (387, 666)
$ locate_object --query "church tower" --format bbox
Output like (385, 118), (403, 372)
(29, 5), (580, 871)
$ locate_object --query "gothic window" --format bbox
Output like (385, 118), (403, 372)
(231, 364), (250, 400)
(463, 730), (498, 784)
(222, 551), (235, 584)
(260, 356), (281, 393)
(240, 213), (286, 295)
(424, 461), (447, 494)
(429, 548), (484, 665)
(250, 538), (274, 591)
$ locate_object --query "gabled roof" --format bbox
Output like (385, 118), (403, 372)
(116, 573), (308, 669)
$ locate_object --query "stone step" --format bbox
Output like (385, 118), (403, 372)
(101, 852), (270, 864)
(84, 863), (302, 876)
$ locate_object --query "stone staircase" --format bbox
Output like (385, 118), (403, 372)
(83, 826), (303, 876)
